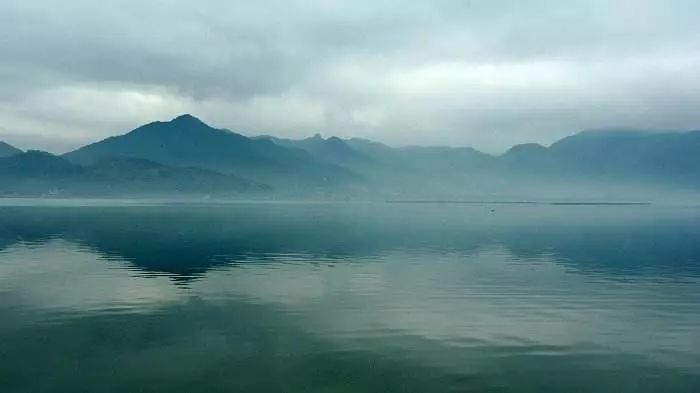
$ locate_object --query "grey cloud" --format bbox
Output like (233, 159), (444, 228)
(1, 0), (699, 153)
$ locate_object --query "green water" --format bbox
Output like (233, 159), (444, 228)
(0, 202), (699, 392)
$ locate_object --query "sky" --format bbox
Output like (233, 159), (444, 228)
(1, 0), (699, 153)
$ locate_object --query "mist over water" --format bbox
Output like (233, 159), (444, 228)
(1, 202), (699, 392)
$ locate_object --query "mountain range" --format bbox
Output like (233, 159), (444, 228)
(1, 115), (699, 199)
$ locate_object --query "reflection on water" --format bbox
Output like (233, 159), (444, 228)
(1, 203), (699, 392)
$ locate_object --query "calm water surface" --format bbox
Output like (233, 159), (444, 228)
(0, 202), (699, 392)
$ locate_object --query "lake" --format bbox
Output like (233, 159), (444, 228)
(1, 201), (699, 392)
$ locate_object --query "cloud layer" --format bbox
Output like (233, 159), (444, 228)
(1, 0), (699, 152)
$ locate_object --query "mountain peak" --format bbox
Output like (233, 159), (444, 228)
(504, 143), (547, 154)
(171, 114), (206, 126)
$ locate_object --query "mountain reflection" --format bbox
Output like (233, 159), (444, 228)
(1, 203), (698, 279)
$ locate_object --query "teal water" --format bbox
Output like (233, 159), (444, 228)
(1, 202), (699, 392)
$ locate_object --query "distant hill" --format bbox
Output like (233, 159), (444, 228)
(266, 134), (494, 172)
(259, 129), (700, 198)
(0, 150), (86, 178)
(344, 138), (395, 157)
(499, 129), (700, 187)
(0, 141), (22, 157)
(259, 134), (501, 198)
(392, 146), (494, 172)
(64, 114), (358, 190)
(257, 134), (371, 168)
(501, 143), (548, 161)
(0, 151), (266, 197)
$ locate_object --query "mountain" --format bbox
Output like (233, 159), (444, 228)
(88, 157), (267, 195)
(500, 129), (700, 187)
(549, 129), (700, 171)
(260, 129), (700, 197)
(4, 116), (700, 199)
(0, 141), (22, 157)
(257, 134), (373, 169)
(501, 143), (548, 161)
(264, 133), (495, 173)
(344, 138), (395, 157)
(64, 114), (357, 190)
(0, 150), (86, 178)
(262, 134), (503, 197)
(392, 146), (494, 172)
(0, 151), (265, 197)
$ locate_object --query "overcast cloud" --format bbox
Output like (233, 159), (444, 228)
(1, 0), (699, 153)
